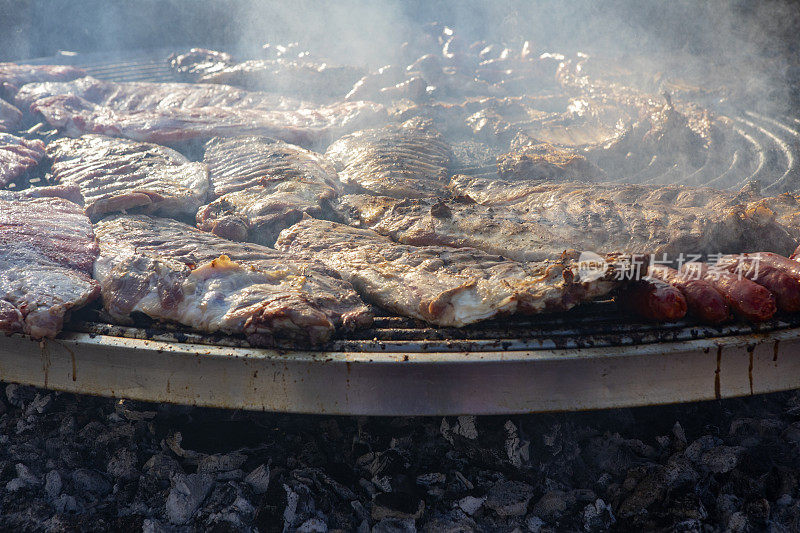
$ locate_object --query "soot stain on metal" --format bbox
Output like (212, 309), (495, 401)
(40, 341), (50, 389)
(747, 345), (755, 395)
(774, 340), (780, 362)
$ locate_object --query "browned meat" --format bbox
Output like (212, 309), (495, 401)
(647, 265), (730, 324)
(680, 262), (776, 322)
(497, 141), (606, 182)
(0, 133), (46, 188)
(28, 93), (385, 147)
(325, 119), (453, 198)
(0, 99), (22, 132)
(716, 253), (800, 313)
(0, 63), (85, 94)
(275, 218), (627, 327)
(616, 278), (688, 322)
(196, 136), (340, 246)
(46, 135), (210, 218)
(449, 176), (799, 258)
(169, 48), (365, 99)
(0, 186), (99, 338)
(93, 214), (372, 347)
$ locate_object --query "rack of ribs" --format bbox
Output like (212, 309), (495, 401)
(46, 134), (210, 218)
(0, 133), (46, 188)
(93, 214), (372, 347)
(275, 218), (630, 327)
(196, 136), (341, 246)
(325, 118), (453, 198)
(0, 186), (99, 338)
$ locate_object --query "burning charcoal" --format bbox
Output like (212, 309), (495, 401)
(371, 492), (425, 521)
(44, 470), (62, 499)
(165, 472), (214, 524)
(663, 455), (699, 488)
(503, 421), (530, 467)
(456, 495), (486, 516)
(440, 416), (478, 445)
(144, 454), (183, 480)
(525, 515), (545, 532)
(5, 463), (40, 491)
(727, 511), (749, 532)
(532, 490), (575, 521)
(582, 499), (615, 531)
(244, 464), (271, 494)
(372, 517), (416, 533)
(5, 384), (36, 408)
(71, 468), (112, 496)
(617, 468), (668, 518)
(683, 435), (723, 463)
(197, 452), (247, 475)
(484, 480), (534, 517)
(700, 446), (745, 474)
(107, 447), (138, 480)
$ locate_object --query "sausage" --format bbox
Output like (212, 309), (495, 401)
(791, 244), (800, 260)
(616, 277), (687, 322)
(680, 262), (776, 322)
(647, 265), (730, 324)
(716, 253), (800, 312)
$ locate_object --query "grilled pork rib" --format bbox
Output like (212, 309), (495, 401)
(0, 133), (46, 188)
(93, 214), (372, 347)
(0, 99), (22, 132)
(325, 119), (453, 198)
(275, 218), (624, 327)
(448, 176), (799, 258)
(17, 77), (386, 146)
(0, 63), (85, 96)
(0, 187), (99, 338)
(46, 135), (210, 218)
(197, 136), (341, 246)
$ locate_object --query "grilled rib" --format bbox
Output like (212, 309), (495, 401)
(0, 186), (100, 338)
(0, 133), (46, 188)
(0, 99), (22, 132)
(46, 135), (210, 218)
(275, 218), (624, 327)
(325, 118), (453, 198)
(197, 136), (341, 246)
(93, 214), (372, 347)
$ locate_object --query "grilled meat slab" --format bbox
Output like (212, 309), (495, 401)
(497, 140), (606, 182)
(17, 77), (386, 146)
(0, 99), (22, 132)
(0, 187), (99, 338)
(275, 218), (622, 327)
(0, 63), (85, 95)
(325, 119), (453, 198)
(449, 176), (800, 258)
(169, 48), (366, 99)
(93, 214), (372, 347)
(0, 134), (46, 188)
(47, 135), (210, 218)
(197, 136), (340, 246)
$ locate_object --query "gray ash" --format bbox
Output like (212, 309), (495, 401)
(2, 384), (800, 531)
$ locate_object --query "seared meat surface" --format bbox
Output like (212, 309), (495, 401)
(497, 138), (606, 182)
(325, 119), (453, 198)
(16, 77), (386, 146)
(197, 136), (340, 246)
(93, 214), (372, 347)
(0, 99), (22, 132)
(0, 63), (85, 95)
(275, 218), (623, 327)
(169, 48), (366, 99)
(449, 176), (799, 258)
(47, 135), (210, 218)
(0, 187), (99, 338)
(0, 134), (46, 188)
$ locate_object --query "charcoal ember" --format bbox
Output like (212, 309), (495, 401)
(71, 468), (112, 496)
(5, 463), (40, 491)
(582, 499), (615, 531)
(5, 384), (36, 408)
(532, 490), (575, 521)
(616, 466), (668, 518)
(684, 435), (723, 463)
(456, 495), (485, 516)
(144, 453), (183, 480)
(484, 480), (534, 517)
(198, 482), (257, 529)
(44, 470), (62, 499)
(107, 447), (139, 480)
(196, 452), (247, 475)
(371, 491), (425, 521)
(700, 445), (745, 474)
(244, 463), (271, 494)
(165, 472), (214, 524)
